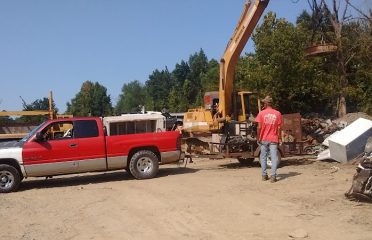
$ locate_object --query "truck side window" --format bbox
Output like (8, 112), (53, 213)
(109, 120), (157, 136)
(74, 120), (99, 138)
(41, 121), (74, 141)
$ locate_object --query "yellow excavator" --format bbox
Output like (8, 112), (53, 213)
(183, 0), (269, 134)
(180, 0), (305, 167)
(180, 0), (273, 164)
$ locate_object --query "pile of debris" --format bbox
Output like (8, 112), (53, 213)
(345, 137), (372, 202)
(314, 114), (372, 163)
(301, 112), (372, 145)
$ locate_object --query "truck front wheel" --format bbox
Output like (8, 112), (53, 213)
(129, 150), (159, 179)
(0, 164), (21, 193)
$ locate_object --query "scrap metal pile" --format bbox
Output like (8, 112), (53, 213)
(345, 137), (372, 202)
(304, 113), (372, 163)
(301, 112), (372, 145)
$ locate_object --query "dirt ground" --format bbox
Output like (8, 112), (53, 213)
(1, 157), (371, 240)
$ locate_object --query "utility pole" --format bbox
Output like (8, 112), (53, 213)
(49, 91), (54, 119)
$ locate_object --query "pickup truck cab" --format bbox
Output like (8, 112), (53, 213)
(0, 117), (183, 193)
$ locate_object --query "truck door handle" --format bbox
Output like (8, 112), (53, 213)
(70, 143), (78, 147)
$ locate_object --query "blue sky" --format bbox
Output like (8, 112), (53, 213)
(0, 0), (368, 113)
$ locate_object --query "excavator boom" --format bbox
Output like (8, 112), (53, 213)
(219, 0), (269, 118)
(183, 0), (269, 133)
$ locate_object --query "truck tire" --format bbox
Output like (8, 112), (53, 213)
(0, 164), (21, 193)
(129, 150), (159, 179)
(125, 167), (134, 178)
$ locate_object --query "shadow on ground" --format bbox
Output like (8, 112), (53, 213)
(277, 171), (302, 180)
(218, 161), (261, 169)
(280, 157), (317, 167)
(18, 167), (199, 192)
(218, 157), (316, 169)
(157, 166), (199, 178)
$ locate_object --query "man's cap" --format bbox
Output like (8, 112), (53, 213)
(262, 96), (273, 104)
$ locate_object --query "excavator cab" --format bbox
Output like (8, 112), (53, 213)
(203, 90), (260, 122)
(233, 91), (260, 122)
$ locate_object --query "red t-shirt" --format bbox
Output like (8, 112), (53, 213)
(255, 107), (282, 143)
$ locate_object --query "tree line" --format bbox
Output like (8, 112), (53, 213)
(2, 8), (371, 124)
(110, 9), (371, 117)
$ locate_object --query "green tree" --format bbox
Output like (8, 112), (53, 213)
(306, 0), (372, 116)
(18, 97), (58, 123)
(172, 60), (190, 88)
(116, 80), (146, 114)
(200, 59), (219, 92)
(186, 49), (209, 106)
(235, 12), (328, 114)
(235, 9), (371, 116)
(145, 68), (173, 111)
(249, 12), (314, 114)
(182, 79), (194, 107)
(66, 81), (113, 116)
(168, 87), (187, 112)
(140, 49), (214, 112)
(166, 60), (192, 112)
(296, 11), (339, 114)
(342, 20), (372, 114)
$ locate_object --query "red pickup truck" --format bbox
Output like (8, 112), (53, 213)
(0, 117), (183, 193)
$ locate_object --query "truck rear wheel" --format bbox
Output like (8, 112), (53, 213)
(129, 150), (159, 179)
(0, 164), (21, 193)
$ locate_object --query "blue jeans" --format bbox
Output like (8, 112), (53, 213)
(259, 141), (278, 177)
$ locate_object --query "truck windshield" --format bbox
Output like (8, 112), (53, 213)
(20, 121), (47, 143)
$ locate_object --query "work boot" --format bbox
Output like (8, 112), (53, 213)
(270, 176), (277, 183)
(262, 175), (269, 181)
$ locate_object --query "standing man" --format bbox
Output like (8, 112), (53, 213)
(255, 96), (282, 183)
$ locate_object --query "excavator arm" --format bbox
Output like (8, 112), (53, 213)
(183, 0), (269, 133)
(218, 0), (269, 119)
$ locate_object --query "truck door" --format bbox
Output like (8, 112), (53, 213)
(72, 119), (106, 172)
(22, 121), (81, 177)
